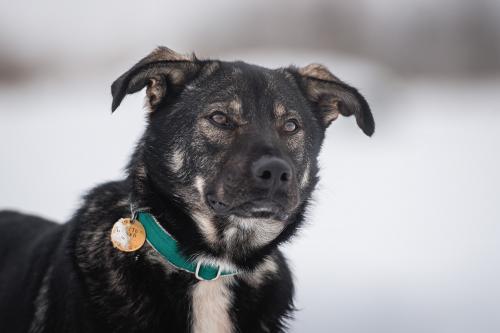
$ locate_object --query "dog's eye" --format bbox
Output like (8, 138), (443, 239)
(208, 112), (234, 129)
(211, 113), (227, 124)
(283, 119), (299, 133)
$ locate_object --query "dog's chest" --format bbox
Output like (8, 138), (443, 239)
(190, 278), (233, 333)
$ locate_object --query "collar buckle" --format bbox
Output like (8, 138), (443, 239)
(195, 261), (222, 281)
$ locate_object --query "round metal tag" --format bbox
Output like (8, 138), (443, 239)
(110, 218), (146, 252)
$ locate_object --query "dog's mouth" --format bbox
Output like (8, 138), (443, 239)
(206, 194), (286, 219)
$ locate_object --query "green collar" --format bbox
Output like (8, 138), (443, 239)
(136, 211), (237, 281)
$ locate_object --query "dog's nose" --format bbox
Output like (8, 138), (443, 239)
(251, 156), (292, 191)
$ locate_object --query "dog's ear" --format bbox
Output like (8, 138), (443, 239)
(111, 46), (201, 112)
(289, 63), (375, 136)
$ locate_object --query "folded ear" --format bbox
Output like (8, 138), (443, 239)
(289, 63), (375, 136)
(111, 46), (201, 112)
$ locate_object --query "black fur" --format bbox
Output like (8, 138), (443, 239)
(0, 47), (373, 333)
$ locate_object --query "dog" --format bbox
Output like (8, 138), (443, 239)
(0, 47), (374, 333)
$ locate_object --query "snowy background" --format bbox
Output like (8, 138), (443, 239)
(1, 1), (499, 332)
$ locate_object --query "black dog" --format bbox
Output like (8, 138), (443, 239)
(0, 47), (374, 333)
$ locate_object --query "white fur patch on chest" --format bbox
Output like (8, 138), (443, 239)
(191, 278), (234, 333)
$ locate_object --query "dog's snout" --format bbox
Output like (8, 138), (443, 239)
(251, 156), (292, 190)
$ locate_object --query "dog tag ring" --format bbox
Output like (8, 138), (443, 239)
(111, 218), (146, 252)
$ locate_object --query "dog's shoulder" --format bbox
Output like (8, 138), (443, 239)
(74, 180), (131, 226)
(80, 180), (131, 210)
(72, 180), (132, 259)
(23, 181), (134, 333)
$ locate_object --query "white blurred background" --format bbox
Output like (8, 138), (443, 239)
(1, 1), (499, 332)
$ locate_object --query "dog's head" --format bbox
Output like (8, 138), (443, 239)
(111, 47), (374, 265)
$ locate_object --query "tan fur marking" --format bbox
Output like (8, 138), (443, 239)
(191, 278), (234, 333)
(191, 177), (219, 244)
(167, 68), (185, 85)
(191, 211), (218, 245)
(140, 47), (195, 111)
(274, 103), (286, 118)
(146, 77), (165, 108)
(149, 46), (194, 62)
(136, 164), (147, 179)
(229, 99), (242, 117)
(170, 149), (185, 173)
(319, 97), (340, 125)
(300, 162), (310, 188)
(298, 63), (347, 126)
(324, 111), (340, 124)
(203, 61), (220, 76)
(194, 176), (205, 197)
(298, 63), (338, 82)
(242, 255), (279, 288)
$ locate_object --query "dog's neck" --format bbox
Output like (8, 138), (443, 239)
(74, 163), (299, 331)
(126, 161), (306, 272)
